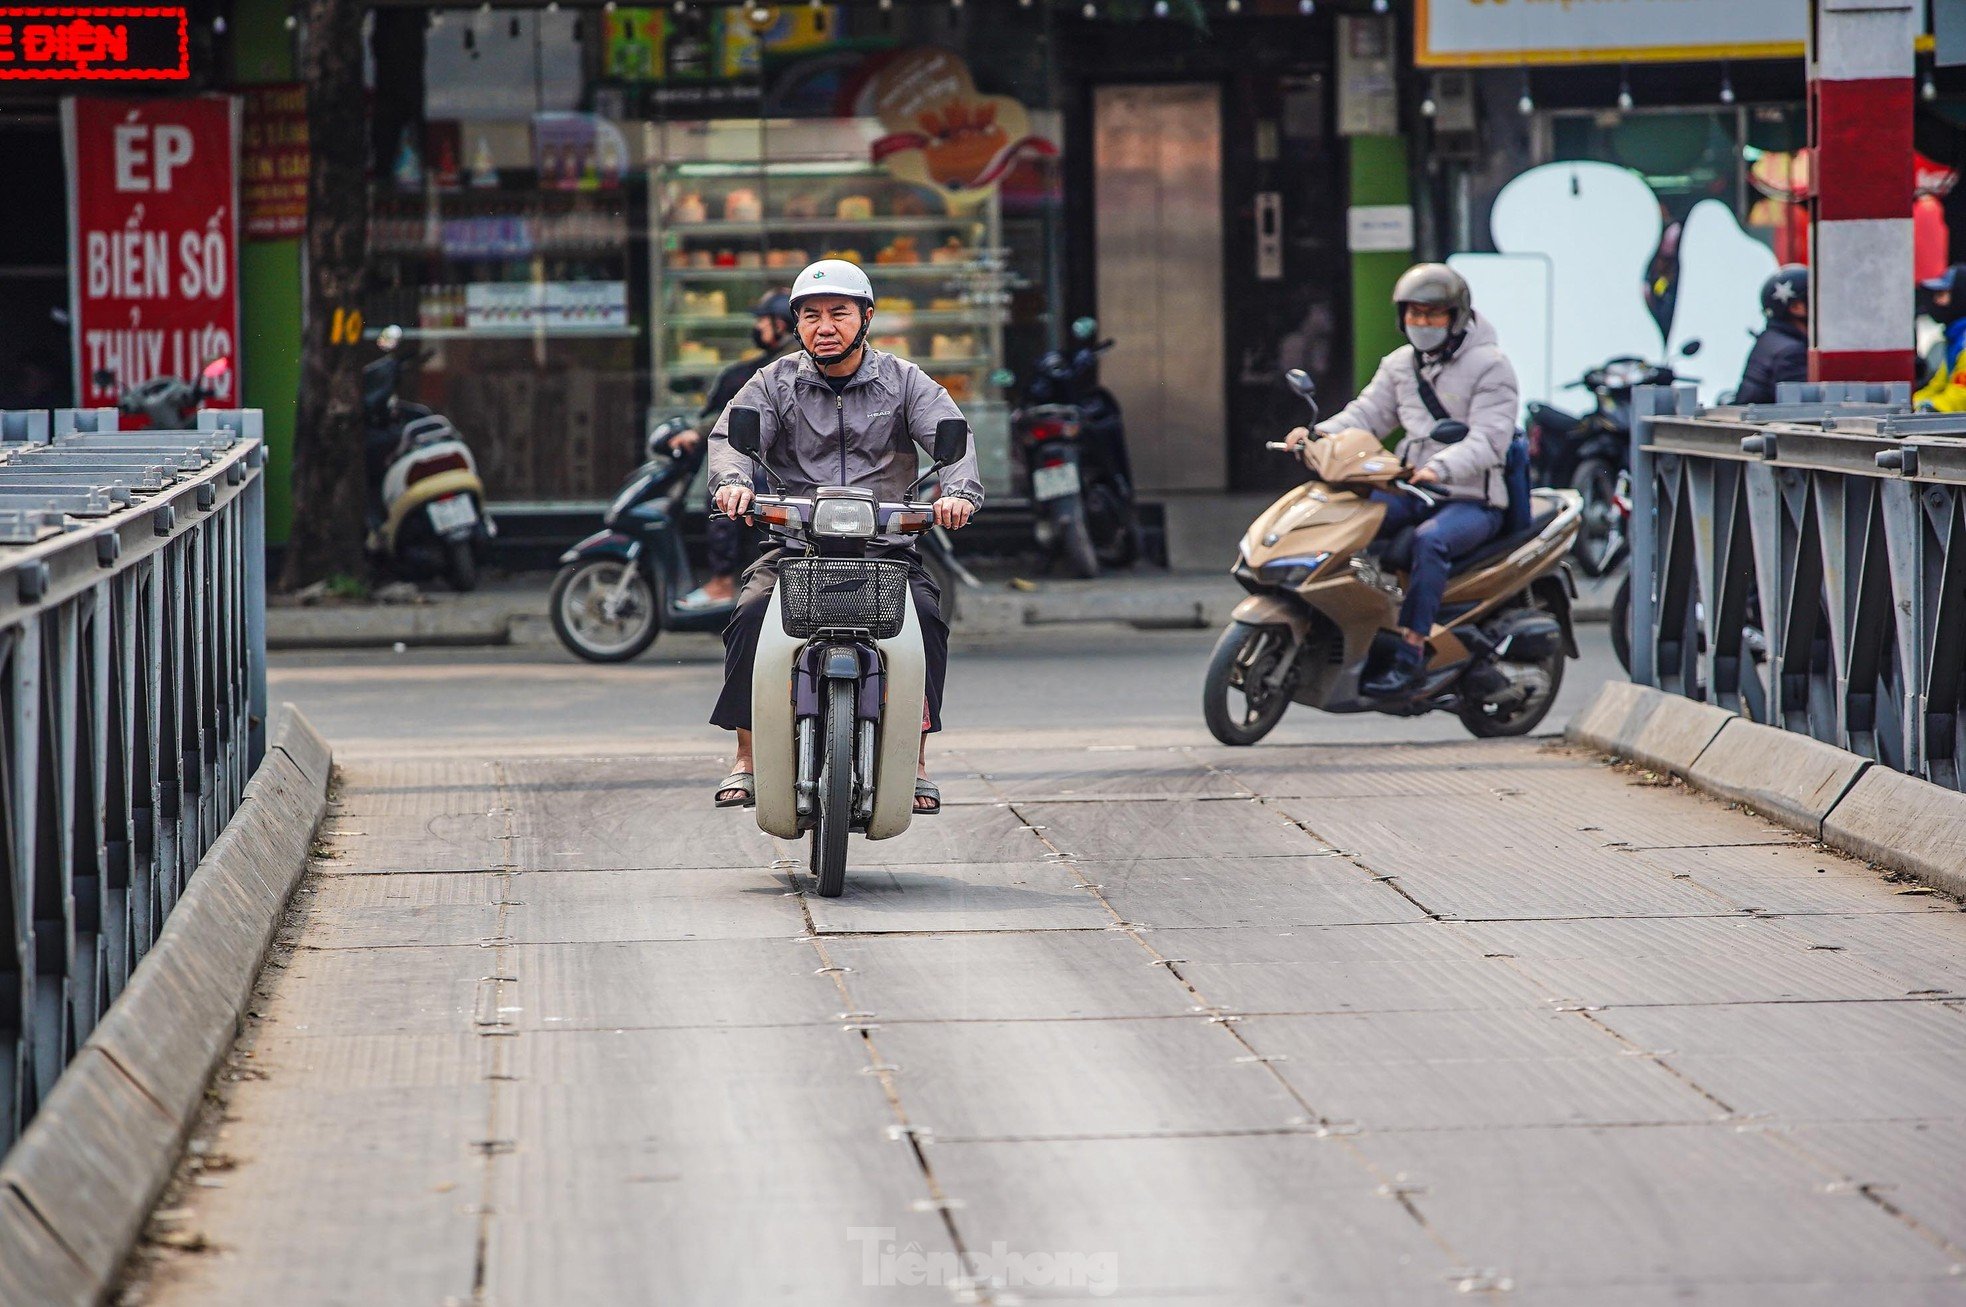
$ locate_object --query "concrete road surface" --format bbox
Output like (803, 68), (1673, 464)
(125, 628), (1966, 1305)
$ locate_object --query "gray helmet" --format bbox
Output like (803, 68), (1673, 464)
(1392, 263), (1474, 339)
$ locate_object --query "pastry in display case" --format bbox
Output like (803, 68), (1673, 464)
(648, 140), (1011, 490)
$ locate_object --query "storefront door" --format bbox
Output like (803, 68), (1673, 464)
(1093, 83), (1225, 495)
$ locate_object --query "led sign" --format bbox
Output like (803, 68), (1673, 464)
(0, 7), (189, 80)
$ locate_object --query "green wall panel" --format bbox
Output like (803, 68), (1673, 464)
(1346, 135), (1412, 394)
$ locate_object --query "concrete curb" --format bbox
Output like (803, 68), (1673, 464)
(0, 706), (331, 1307)
(1822, 766), (1966, 900)
(1565, 679), (1736, 778)
(1567, 682), (1965, 897)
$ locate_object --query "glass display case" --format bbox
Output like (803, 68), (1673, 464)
(647, 118), (1016, 494)
(366, 183), (645, 502)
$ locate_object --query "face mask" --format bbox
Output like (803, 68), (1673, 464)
(1406, 325), (1450, 354)
(752, 324), (776, 350)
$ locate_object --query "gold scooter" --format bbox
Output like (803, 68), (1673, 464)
(1203, 369), (1582, 745)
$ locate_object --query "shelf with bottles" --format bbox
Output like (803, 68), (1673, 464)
(371, 193), (631, 262)
(658, 261), (1000, 282)
(660, 308), (1004, 331)
(369, 276), (632, 334)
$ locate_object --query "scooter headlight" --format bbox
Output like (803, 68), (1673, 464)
(811, 498), (877, 538)
(1257, 553), (1330, 587)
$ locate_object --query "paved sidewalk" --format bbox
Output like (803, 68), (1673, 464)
(128, 734), (1966, 1304)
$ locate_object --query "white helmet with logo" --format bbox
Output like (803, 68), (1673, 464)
(789, 258), (876, 313)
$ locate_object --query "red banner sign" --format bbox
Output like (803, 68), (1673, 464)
(242, 83), (307, 240)
(63, 94), (240, 408)
(0, 7), (188, 80)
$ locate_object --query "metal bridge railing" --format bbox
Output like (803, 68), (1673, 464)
(0, 408), (266, 1153)
(1629, 381), (1966, 790)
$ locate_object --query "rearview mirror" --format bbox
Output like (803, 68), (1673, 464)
(727, 407), (763, 460)
(1071, 316), (1098, 342)
(1285, 368), (1316, 399)
(92, 369), (115, 389)
(933, 418), (968, 467)
(1679, 338), (1702, 358)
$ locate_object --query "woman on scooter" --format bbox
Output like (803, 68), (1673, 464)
(1286, 263), (1520, 698)
(669, 290), (800, 610)
(704, 259), (983, 814)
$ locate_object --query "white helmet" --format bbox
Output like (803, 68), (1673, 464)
(788, 259), (875, 314)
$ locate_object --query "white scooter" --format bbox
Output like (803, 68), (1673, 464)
(724, 406), (967, 897)
(364, 326), (494, 592)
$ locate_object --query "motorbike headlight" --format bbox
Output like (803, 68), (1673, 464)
(811, 498), (877, 538)
(1257, 553), (1330, 587)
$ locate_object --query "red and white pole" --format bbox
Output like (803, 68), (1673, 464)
(1809, 0), (1918, 382)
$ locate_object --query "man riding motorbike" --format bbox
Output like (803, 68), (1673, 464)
(1915, 264), (1966, 412)
(706, 259), (983, 813)
(1734, 264), (1809, 406)
(1287, 263), (1520, 698)
(670, 290), (799, 610)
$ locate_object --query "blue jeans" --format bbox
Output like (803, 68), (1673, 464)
(1371, 491), (1504, 637)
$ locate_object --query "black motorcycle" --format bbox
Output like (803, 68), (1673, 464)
(1006, 316), (1141, 577)
(1526, 340), (1699, 577)
(550, 420), (977, 662)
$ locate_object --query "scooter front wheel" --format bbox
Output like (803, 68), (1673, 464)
(1203, 621), (1294, 746)
(814, 678), (854, 898)
(549, 559), (661, 663)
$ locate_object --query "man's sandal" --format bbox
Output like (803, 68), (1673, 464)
(913, 779), (942, 815)
(714, 772), (755, 809)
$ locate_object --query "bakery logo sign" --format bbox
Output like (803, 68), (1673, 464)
(860, 48), (1055, 203)
(1416, 0), (1806, 67)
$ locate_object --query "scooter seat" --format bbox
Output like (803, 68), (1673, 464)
(1527, 402), (1584, 435)
(1376, 507), (1560, 577)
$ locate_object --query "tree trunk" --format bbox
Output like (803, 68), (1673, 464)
(280, 0), (370, 590)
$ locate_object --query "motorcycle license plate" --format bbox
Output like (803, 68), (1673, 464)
(1030, 462), (1081, 502)
(427, 494), (478, 536)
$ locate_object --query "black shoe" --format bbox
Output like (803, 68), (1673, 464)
(1362, 642), (1426, 699)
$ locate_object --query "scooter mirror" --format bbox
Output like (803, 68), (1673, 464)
(1679, 338), (1702, 358)
(1285, 368), (1316, 399)
(92, 369), (116, 389)
(933, 418), (969, 467)
(727, 406), (764, 459)
(1071, 316), (1099, 342)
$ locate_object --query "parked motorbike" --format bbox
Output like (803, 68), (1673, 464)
(363, 327), (494, 593)
(1007, 316), (1141, 577)
(725, 406), (969, 898)
(1202, 370), (1582, 745)
(93, 356), (232, 430)
(550, 417), (737, 662)
(1525, 340), (1699, 577)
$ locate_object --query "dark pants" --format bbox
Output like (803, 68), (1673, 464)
(710, 546), (950, 733)
(707, 513), (744, 579)
(1371, 491), (1504, 636)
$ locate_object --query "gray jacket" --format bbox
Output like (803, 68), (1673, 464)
(708, 349), (986, 510)
(1316, 313), (1520, 509)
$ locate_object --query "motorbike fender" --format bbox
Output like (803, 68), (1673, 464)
(822, 646), (860, 679)
(557, 530), (635, 566)
(1531, 574), (1581, 659)
(866, 592), (925, 842)
(751, 588), (805, 840)
(382, 468), (484, 547)
(1230, 594), (1311, 642)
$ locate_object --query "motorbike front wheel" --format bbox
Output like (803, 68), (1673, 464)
(813, 678), (854, 898)
(1610, 572), (1633, 675)
(1570, 457), (1624, 578)
(549, 559), (661, 663)
(444, 539), (479, 593)
(1203, 622), (1294, 746)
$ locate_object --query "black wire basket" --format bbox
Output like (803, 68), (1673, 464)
(778, 557), (909, 640)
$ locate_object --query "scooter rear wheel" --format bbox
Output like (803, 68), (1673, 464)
(1203, 621), (1294, 746)
(814, 678), (854, 898)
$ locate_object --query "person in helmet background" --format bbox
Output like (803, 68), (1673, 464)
(668, 290), (798, 609)
(1914, 264), (1966, 412)
(1286, 262), (1520, 698)
(705, 259), (983, 813)
(1734, 264), (1809, 407)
